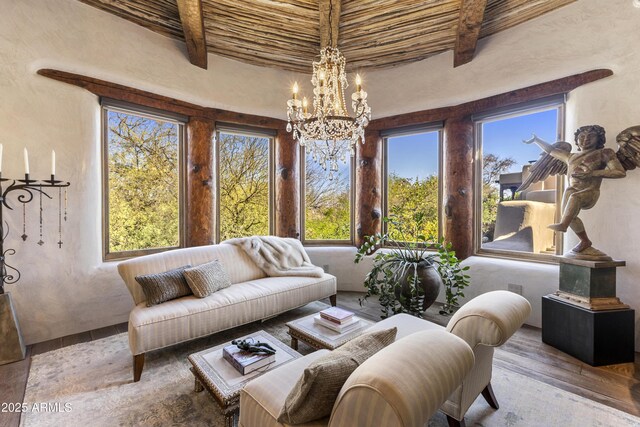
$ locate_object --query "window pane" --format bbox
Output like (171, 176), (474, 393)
(107, 110), (180, 253)
(218, 132), (270, 240)
(305, 151), (351, 240)
(386, 131), (440, 241)
(480, 108), (559, 254)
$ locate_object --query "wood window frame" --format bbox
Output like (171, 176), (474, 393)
(381, 124), (444, 245)
(213, 124), (276, 243)
(300, 146), (356, 246)
(101, 99), (187, 261)
(473, 96), (566, 263)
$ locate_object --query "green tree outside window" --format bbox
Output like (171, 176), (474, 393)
(107, 111), (180, 253)
(218, 132), (270, 241)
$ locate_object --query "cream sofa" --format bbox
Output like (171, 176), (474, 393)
(117, 243), (337, 382)
(240, 290), (530, 427)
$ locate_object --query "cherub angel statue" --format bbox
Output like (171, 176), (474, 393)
(517, 125), (640, 260)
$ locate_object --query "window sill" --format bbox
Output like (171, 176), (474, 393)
(474, 249), (560, 265)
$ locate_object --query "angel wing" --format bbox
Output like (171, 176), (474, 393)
(615, 125), (640, 171)
(516, 140), (572, 192)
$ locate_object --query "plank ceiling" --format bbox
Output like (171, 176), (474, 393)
(78, 0), (575, 72)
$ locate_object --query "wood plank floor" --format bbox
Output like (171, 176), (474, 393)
(1, 292), (638, 427)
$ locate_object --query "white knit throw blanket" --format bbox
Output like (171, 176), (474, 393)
(222, 236), (325, 278)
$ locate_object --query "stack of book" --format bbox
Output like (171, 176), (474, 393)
(222, 343), (275, 375)
(314, 307), (360, 333)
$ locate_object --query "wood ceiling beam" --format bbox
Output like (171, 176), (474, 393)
(319, 0), (341, 48)
(453, 0), (488, 67)
(176, 0), (208, 69)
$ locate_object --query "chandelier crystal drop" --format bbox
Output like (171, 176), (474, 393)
(286, 47), (371, 176)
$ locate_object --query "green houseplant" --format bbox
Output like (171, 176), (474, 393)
(434, 240), (471, 315)
(355, 215), (470, 318)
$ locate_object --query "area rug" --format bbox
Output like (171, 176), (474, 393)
(21, 302), (640, 427)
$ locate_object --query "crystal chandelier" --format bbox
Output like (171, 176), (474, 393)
(286, 47), (371, 176)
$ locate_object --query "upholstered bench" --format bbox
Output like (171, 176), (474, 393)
(239, 290), (531, 427)
(239, 330), (475, 427)
(366, 291), (531, 426)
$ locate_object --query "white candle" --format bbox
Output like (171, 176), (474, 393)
(0, 144), (3, 173)
(51, 150), (56, 176)
(24, 148), (29, 175)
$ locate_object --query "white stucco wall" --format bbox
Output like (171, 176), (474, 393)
(0, 0), (306, 345)
(2, 0), (639, 348)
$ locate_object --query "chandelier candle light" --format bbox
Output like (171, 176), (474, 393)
(286, 47), (371, 177)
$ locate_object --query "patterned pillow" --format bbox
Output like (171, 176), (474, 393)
(183, 260), (232, 298)
(135, 265), (192, 307)
(277, 327), (398, 425)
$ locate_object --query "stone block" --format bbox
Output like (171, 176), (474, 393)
(542, 296), (635, 366)
(0, 293), (26, 365)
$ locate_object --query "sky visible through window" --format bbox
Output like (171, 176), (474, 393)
(480, 107), (560, 255)
(387, 131), (439, 179)
(384, 110), (557, 179)
(386, 130), (440, 241)
(483, 109), (558, 172)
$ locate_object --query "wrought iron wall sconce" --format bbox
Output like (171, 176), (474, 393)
(0, 148), (70, 364)
(0, 148), (70, 295)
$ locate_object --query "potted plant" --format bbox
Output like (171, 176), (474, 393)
(435, 240), (471, 316)
(355, 215), (470, 318)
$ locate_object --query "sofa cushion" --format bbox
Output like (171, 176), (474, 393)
(128, 274), (337, 355)
(240, 351), (330, 427)
(118, 244), (266, 305)
(183, 260), (231, 298)
(135, 265), (192, 307)
(277, 327), (397, 425)
(365, 312), (442, 339)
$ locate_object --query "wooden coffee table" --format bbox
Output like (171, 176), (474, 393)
(188, 330), (301, 427)
(286, 312), (375, 351)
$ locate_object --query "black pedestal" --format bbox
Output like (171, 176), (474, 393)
(542, 296), (635, 366)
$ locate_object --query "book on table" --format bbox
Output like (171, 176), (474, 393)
(314, 314), (361, 333)
(319, 307), (354, 324)
(222, 345), (275, 375)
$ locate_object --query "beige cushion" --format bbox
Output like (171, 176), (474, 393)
(365, 312), (443, 338)
(128, 274), (337, 355)
(118, 244), (266, 305)
(135, 265), (192, 307)
(240, 351), (331, 427)
(183, 260), (231, 298)
(277, 327), (398, 425)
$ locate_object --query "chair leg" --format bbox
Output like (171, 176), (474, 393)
(481, 382), (499, 409)
(329, 294), (337, 306)
(133, 353), (145, 382)
(446, 415), (466, 427)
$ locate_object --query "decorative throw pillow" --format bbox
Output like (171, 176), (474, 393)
(135, 265), (192, 307)
(183, 260), (232, 298)
(277, 327), (398, 425)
